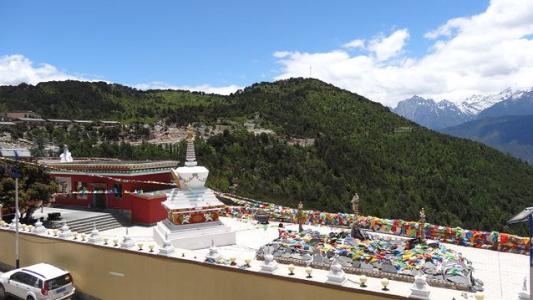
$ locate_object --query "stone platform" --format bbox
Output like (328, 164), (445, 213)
(153, 219), (236, 250)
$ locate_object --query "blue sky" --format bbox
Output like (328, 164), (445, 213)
(2, 0), (533, 106)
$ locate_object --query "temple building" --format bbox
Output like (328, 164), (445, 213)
(40, 146), (178, 225)
(153, 126), (236, 249)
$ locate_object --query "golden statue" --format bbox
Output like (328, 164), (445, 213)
(419, 207), (426, 223)
(297, 201), (305, 232)
(418, 207), (426, 241)
(351, 193), (359, 217)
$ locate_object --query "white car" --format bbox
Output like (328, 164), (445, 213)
(0, 263), (75, 300)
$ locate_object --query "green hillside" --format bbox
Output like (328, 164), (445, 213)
(442, 115), (533, 163)
(0, 80), (224, 123)
(1, 78), (532, 233)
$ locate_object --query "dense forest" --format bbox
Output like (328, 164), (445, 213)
(443, 115), (533, 163)
(0, 81), (224, 123)
(1, 78), (533, 233)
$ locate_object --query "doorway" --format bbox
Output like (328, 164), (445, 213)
(90, 183), (107, 209)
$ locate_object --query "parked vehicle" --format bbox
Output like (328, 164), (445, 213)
(0, 263), (75, 300)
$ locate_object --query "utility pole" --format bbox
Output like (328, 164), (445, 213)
(11, 164), (21, 268)
(15, 176), (19, 268)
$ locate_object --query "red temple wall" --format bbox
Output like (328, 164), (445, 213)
(51, 172), (173, 224)
(130, 194), (167, 225)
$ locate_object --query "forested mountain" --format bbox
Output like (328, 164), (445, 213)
(2, 78), (533, 233)
(443, 115), (533, 163)
(0, 81), (225, 123)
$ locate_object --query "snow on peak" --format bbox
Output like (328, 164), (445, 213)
(459, 88), (523, 115)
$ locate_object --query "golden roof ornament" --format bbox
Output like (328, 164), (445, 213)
(186, 124), (196, 141)
(184, 124), (198, 167)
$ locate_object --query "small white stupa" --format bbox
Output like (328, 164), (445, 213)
(153, 125), (236, 250)
(59, 145), (73, 163)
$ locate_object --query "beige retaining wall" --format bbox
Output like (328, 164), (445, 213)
(0, 229), (404, 300)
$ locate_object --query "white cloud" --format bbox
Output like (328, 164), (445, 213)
(134, 81), (242, 95)
(274, 0), (533, 107)
(0, 54), (82, 85)
(273, 51), (291, 58)
(0, 54), (241, 95)
(343, 39), (365, 49)
(368, 29), (409, 61)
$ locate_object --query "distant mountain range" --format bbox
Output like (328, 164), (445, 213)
(394, 96), (470, 129)
(442, 115), (533, 163)
(393, 88), (533, 163)
(478, 89), (533, 119)
(393, 88), (533, 130)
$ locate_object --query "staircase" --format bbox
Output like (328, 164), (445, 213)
(66, 213), (126, 234)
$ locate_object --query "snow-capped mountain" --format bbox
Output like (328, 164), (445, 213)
(478, 88), (533, 119)
(459, 88), (524, 116)
(394, 87), (533, 129)
(393, 96), (471, 129)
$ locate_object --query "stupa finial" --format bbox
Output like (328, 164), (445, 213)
(184, 124), (197, 167)
(186, 124), (196, 141)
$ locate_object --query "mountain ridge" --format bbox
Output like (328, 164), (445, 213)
(442, 114), (533, 163)
(393, 96), (472, 129)
(393, 87), (533, 129)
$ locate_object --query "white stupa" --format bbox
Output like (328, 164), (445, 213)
(153, 125), (236, 250)
(59, 145), (73, 163)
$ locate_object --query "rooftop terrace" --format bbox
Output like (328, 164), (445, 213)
(91, 217), (527, 299)
(1, 206), (528, 300)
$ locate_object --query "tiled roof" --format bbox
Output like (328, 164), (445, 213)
(43, 160), (178, 175)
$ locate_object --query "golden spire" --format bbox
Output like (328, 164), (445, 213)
(186, 124), (196, 141)
(184, 124), (197, 167)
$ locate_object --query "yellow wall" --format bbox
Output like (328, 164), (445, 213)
(0, 229), (403, 300)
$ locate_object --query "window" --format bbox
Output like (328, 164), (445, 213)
(46, 274), (72, 290)
(23, 274), (39, 287)
(10, 272), (39, 287)
(10, 272), (26, 283)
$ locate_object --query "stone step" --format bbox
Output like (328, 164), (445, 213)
(91, 223), (123, 233)
(68, 220), (120, 231)
(64, 213), (126, 234)
(71, 224), (123, 235)
(67, 214), (117, 226)
(69, 219), (123, 232)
